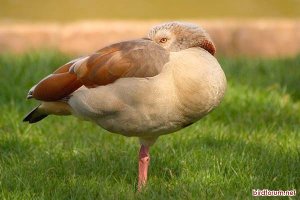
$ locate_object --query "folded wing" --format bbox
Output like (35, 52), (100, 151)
(29, 39), (169, 101)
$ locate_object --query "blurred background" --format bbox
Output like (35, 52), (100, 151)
(1, 0), (300, 21)
(0, 0), (300, 57)
(0, 1), (300, 199)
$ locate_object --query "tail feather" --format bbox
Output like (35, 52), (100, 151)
(32, 73), (82, 101)
(23, 105), (48, 123)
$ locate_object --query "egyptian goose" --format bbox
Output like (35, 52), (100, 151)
(23, 22), (227, 190)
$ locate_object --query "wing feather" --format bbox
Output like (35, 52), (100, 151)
(29, 39), (169, 101)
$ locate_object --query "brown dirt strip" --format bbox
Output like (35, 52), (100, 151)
(0, 20), (299, 57)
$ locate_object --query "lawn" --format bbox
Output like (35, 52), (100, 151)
(0, 51), (299, 199)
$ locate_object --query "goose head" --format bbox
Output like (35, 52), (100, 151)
(148, 21), (216, 55)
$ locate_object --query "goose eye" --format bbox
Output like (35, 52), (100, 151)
(159, 38), (168, 43)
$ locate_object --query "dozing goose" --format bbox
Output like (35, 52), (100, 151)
(23, 22), (227, 190)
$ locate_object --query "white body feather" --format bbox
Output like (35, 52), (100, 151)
(69, 48), (226, 144)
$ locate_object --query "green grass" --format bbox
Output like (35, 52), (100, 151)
(0, 51), (299, 199)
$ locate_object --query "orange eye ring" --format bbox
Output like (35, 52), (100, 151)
(159, 38), (168, 43)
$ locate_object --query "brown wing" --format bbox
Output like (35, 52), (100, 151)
(29, 39), (169, 101)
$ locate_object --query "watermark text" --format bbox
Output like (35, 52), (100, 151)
(252, 189), (296, 197)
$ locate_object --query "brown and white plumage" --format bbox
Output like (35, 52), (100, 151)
(28, 39), (169, 101)
(23, 22), (226, 190)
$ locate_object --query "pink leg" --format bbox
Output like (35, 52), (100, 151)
(138, 144), (150, 191)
